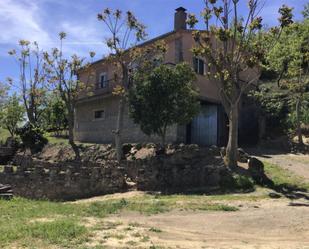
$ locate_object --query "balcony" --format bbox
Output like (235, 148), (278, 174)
(94, 79), (114, 95)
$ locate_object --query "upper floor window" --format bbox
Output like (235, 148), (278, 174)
(94, 110), (105, 120)
(193, 58), (205, 75)
(99, 73), (108, 88)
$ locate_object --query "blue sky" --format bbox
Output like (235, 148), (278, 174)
(0, 0), (307, 87)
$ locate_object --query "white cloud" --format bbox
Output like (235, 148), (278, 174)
(0, 0), (51, 46)
(59, 21), (108, 57)
(0, 0), (109, 59)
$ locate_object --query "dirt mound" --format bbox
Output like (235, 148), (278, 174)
(32, 143), (222, 163)
(33, 143), (116, 162)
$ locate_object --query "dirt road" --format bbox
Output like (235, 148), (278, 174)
(83, 192), (309, 249)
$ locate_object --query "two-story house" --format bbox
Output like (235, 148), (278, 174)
(75, 7), (247, 146)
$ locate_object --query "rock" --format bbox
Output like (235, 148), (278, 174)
(237, 148), (250, 163)
(248, 157), (264, 183)
(220, 147), (226, 158)
(134, 148), (155, 160)
(0, 184), (13, 200)
(122, 144), (133, 156)
(155, 146), (165, 156)
(269, 192), (282, 199)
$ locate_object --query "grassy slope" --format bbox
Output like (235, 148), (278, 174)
(263, 161), (309, 191)
(45, 133), (69, 145)
(0, 161), (307, 248)
(0, 193), (256, 248)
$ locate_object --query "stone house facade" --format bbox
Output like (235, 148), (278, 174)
(75, 7), (257, 146)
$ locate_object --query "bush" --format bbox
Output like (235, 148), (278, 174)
(220, 172), (255, 192)
(285, 103), (309, 134)
(17, 123), (48, 154)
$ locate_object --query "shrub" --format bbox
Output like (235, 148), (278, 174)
(17, 123), (48, 154)
(220, 173), (255, 191)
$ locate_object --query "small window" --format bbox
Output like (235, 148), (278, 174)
(99, 73), (108, 88)
(193, 58), (205, 75)
(94, 110), (105, 120)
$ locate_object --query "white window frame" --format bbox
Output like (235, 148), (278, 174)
(99, 72), (108, 88)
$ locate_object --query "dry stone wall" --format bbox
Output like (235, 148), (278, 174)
(0, 144), (230, 200)
(125, 145), (229, 193)
(0, 158), (126, 200)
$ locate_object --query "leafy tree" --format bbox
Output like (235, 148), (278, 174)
(302, 3), (309, 19)
(7, 41), (46, 126)
(97, 8), (166, 161)
(129, 63), (200, 145)
(266, 17), (309, 144)
(0, 94), (25, 137)
(0, 82), (8, 107)
(187, 0), (293, 168)
(97, 9), (146, 161)
(43, 32), (95, 160)
(40, 94), (68, 135)
(17, 123), (48, 154)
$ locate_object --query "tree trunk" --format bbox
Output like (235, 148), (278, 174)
(296, 99), (303, 145)
(115, 96), (125, 162)
(25, 105), (36, 126)
(225, 104), (239, 169)
(68, 111), (80, 161)
(161, 125), (167, 147)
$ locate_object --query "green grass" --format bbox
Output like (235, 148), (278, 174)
(28, 219), (88, 245)
(0, 197), (87, 247)
(45, 132), (69, 145)
(0, 193), (244, 248)
(263, 161), (309, 191)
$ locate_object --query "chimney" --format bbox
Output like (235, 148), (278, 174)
(174, 7), (187, 31)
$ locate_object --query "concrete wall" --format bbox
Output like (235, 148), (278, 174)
(75, 29), (258, 144)
(75, 95), (179, 144)
(75, 30), (220, 144)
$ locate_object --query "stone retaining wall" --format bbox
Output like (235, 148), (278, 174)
(0, 160), (126, 201)
(0, 147), (15, 164)
(0, 145), (230, 200)
(125, 145), (229, 193)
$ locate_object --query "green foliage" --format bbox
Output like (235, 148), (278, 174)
(129, 63), (200, 144)
(285, 98), (309, 130)
(187, 1), (293, 167)
(43, 33), (95, 160)
(40, 95), (68, 133)
(0, 94), (25, 137)
(17, 123), (48, 154)
(0, 128), (10, 145)
(249, 84), (289, 134)
(220, 173), (255, 191)
(264, 16), (309, 139)
(302, 3), (309, 19)
(0, 82), (8, 107)
(8, 41), (46, 126)
(266, 19), (309, 84)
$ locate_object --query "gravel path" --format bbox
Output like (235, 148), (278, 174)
(105, 198), (309, 249)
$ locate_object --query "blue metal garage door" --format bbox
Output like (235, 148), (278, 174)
(191, 104), (218, 146)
